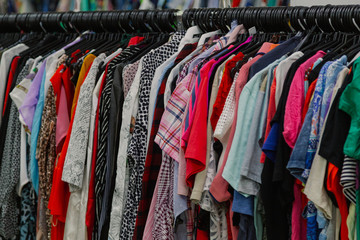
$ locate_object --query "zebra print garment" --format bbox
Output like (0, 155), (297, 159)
(94, 45), (142, 240)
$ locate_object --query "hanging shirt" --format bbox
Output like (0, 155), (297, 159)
(303, 56), (347, 180)
(48, 53), (80, 240)
(63, 54), (104, 240)
(52, 65), (71, 153)
(108, 59), (142, 240)
(62, 54), (99, 192)
(283, 50), (326, 149)
(209, 42), (276, 203)
(95, 45), (144, 239)
(48, 76), (74, 240)
(239, 62), (273, 194)
(70, 53), (96, 115)
(86, 69), (108, 240)
(210, 51), (246, 131)
(2, 56), (21, 116)
(36, 83), (58, 238)
(19, 60), (46, 195)
(10, 59), (34, 195)
(223, 57), (283, 194)
(0, 62), (31, 239)
(146, 31), (200, 156)
(0, 43), (29, 128)
(339, 57), (360, 159)
(248, 36), (301, 80)
(121, 32), (184, 240)
(181, 23), (246, 152)
(19, 60), (46, 133)
(192, 58), (229, 202)
(134, 42), (198, 239)
(185, 38), (251, 189)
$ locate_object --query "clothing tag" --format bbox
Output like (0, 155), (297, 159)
(248, 26), (257, 36)
(295, 31), (302, 37)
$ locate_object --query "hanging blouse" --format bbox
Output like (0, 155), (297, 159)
(0, 61), (31, 239)
(121, 31), (184, 239)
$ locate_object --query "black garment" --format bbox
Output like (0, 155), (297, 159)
(261, 50), (317, 240)
(320, 63), (353, 206)
(237, 214), (256, 240)
(95, 45), (143, 240)
(70, 60), (82, 86)
(213, 140), (223, 170)
(318, 70), (352, 169)
(99, 62), (125, 239)
(272, 50), (317, 183)
(99, 41), (157, 238)
(95, 65), (106, 84)
(248, 36), (302, 80)
(197, 208), (210, 234)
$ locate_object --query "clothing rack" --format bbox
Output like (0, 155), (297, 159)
(1, 5), (360, 33)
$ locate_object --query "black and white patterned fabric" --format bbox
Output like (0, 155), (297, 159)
(340, 155), (357, 204)
(19, 183), (37, 240)
(120, 32), (185, 239)
(0, 61), (31, 239)
(94, 46), (142, 240)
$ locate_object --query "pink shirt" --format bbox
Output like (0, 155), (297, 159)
(283, 51), (325, 149)
(292, 183), (307, 240)
(185, 38), (252, 188)
(56, 86), (70, 149)
(209, 42), (274, 202)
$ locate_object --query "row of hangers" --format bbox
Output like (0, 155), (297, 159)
(1, 5), (360, 33)
(182, 5), (360, 33)
(0, 10), (179, 33)
(0, 6), (359, 98)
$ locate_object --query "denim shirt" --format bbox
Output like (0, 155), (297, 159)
(302, 56), (347, 180)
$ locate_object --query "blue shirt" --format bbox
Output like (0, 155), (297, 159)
(29, 61), (47, 195)
(302, 56), (347, 180)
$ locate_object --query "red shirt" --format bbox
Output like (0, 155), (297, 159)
(185, 59), (216, 188)
(127, 36), (145, 47)
(3, 56), (20, 116)
(326, 163), (349, 240)
(210, 52), (244, 131)
(260, 67), (277, 163)
(51, 65), (65, 113)
(48, 68), (75, 240)
(48, 51), (81, 239)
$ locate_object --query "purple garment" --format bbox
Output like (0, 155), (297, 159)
(64, 37), (82, 49)
(18, 60), (47, 131)
(17, 37), (81, 131)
